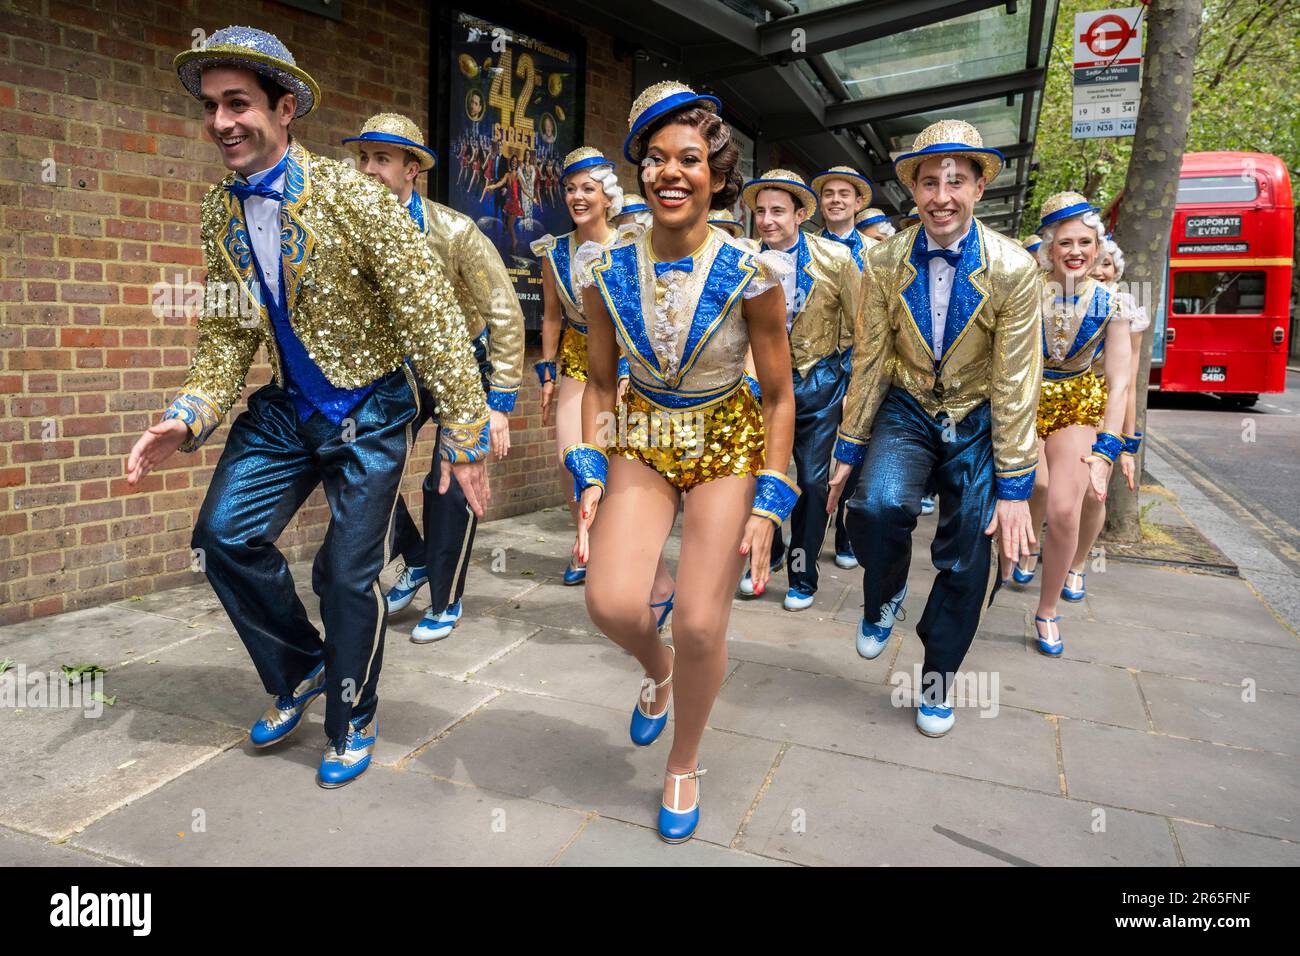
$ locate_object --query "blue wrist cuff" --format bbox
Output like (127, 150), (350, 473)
(1122, 431), (1143, 455)
(1091, 431), (1124, 465)
(439, 418), (491, 463)
(752, 469), (800, 526)
(833, 432), (867, 466)
(994, 467), (1036, 501)
(487, 387), (518, 413)
(534, 361), (557, 385)
(744, 374), (762, 403)
(563, 443), (608, 502)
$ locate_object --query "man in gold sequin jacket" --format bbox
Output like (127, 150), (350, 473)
(743, 170), (862, 610)
(124, 28), (490, 789)
(343, 113), (525, 645)
(826, 120), (1043, 738)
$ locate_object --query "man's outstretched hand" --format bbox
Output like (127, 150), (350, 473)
(126, 418), (189, 486)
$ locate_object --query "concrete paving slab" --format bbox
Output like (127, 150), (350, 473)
(0, 824), (119, 866)
(409, 691), (781, 847)
(708, 660), (1062, 794)
(68, 750), (587, 866)
(1172, 821), (1300, 866)
(1138, 672), (1300, 756)
(552, 816), (792, 866)
(0, 603), (218, 671)
(1060, 718), (1300, 841)
(736, 745), (1177, 866)
(724, 602), (896, 683)
(1089, 587), (1297, 648)
(380, 613), (541, 680)
(0, 703), (240, 840)
(1060, 617), (1300, 693)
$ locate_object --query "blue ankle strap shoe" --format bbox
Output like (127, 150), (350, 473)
(317, 716), (378, 789)
(630, 645), (673, 746)
(1010, 551), (1040, 586)
(563, 561), (587, 586)
(249, 662), (325, 748)
(658, 766), (706, 844)
(1035, 615), (1064, 656)
(1061, 570), (1086, 602)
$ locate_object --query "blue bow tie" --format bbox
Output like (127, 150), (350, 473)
(226, 179), (284, 203)
(920, 244), (963, 266)
(654, 256), (694, 278)
(824, 231), (858, 247)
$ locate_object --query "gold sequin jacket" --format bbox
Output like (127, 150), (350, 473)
(836, 220), (1044, 500)
(165, 141), (488, 458)
(763, 231), (862, 376)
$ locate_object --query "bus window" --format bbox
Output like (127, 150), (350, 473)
(1170, 270), (1266, 315)
(1176, 175), (1259, 204)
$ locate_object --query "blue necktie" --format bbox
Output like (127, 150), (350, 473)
(920, 245), (962, 266)
(654, 256), (694, 278)
(226, 179), (284, 203)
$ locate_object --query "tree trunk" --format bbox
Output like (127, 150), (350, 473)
(1105, 0), (1205, 542)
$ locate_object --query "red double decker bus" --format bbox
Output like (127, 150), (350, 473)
(1144, 152), (1294, 407)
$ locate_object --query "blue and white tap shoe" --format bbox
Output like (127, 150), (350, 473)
(738, 544), (785, 596)
(834, 550), (859, 569)
(1010, 550), (1040, 586)
(1061, 570), (1086, 602)
(563, 560), (587, 586)
(783, 587), (815, 611)
(249, 662), (325, 748)
(1035, 614), (1064, 656)
(411, 600), (462, 644)
(920, 495), (936, 516)
(317, 716), (377, 789)
(385, 563), (428, 613)
(915, 687), (955, 737)
(630, 645), (673, 746)
(856, 582), (908, 660)
(658, 766), (707, 844)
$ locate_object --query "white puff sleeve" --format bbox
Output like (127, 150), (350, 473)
(743, 248), (795, 299)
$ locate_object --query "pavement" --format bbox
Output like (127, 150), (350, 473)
(2, 481), (1299, 867)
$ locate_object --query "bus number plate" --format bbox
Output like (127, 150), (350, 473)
(1201, 365), (1227, 382)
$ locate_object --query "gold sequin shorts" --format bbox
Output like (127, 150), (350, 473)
(558, 324), (588, 382)
(1037, 368), (1107, 439)
(612, 382), (766, 492)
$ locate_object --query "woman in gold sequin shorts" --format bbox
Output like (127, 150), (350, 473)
(1012, 192), (1132, 657)
(564, 83), (797, 844)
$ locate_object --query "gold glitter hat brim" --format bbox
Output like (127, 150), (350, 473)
(810, 168), (873, 206)
(741, 177), (817, 219)
(893, 144), (1002, 189)
(175, 45), (320, 119)
(624, 84), (722, 162)
(342, 133), (436, 171)
(856, 206), (889, 225)
(708, 218), (745, 238)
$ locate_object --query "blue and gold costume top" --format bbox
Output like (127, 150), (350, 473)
(576, 227), (790, 410)
(1042, 277), (1118, 380)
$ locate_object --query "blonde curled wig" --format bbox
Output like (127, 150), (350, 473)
(1036, 209), (1107, 272)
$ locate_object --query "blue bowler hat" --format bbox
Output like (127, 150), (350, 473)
(624, 80), (721, 162)
(343, 114), (436, 171)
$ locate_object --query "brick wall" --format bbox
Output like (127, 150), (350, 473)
(0, 0), (635, 624)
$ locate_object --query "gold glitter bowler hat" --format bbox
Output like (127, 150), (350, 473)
(1021, 233), (1043, 252)
(1038, 190), (1097, 231)
(742, 169), (817, 219)
(561, 146), (614, 182)
(343, 113), (436, 171)
(856, 206), (890, 226)
(811, 165), (873, 206)
(624, 81), (721, 162)
(893, 119), (1003, 189)
(175, 26), (320, 118)
(898, 206), (921, 227)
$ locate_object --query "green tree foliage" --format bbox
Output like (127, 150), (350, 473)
(1026, 0), (1300, 230)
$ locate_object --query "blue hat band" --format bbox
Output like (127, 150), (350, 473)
(746, 179), (815, 208)
(1039, 202), (1096, 230)
(343, 131), (436, 164)
(815, 171), (873, 193)
(624, 91), (722, 161)
(858, 214), (888, 226)
(895, 142), (1004, 170)
(562, 155), (614, 181)
(622, 202), (649, 214)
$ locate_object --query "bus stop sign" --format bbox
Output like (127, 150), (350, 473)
(1072, 7), (1144, 139)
